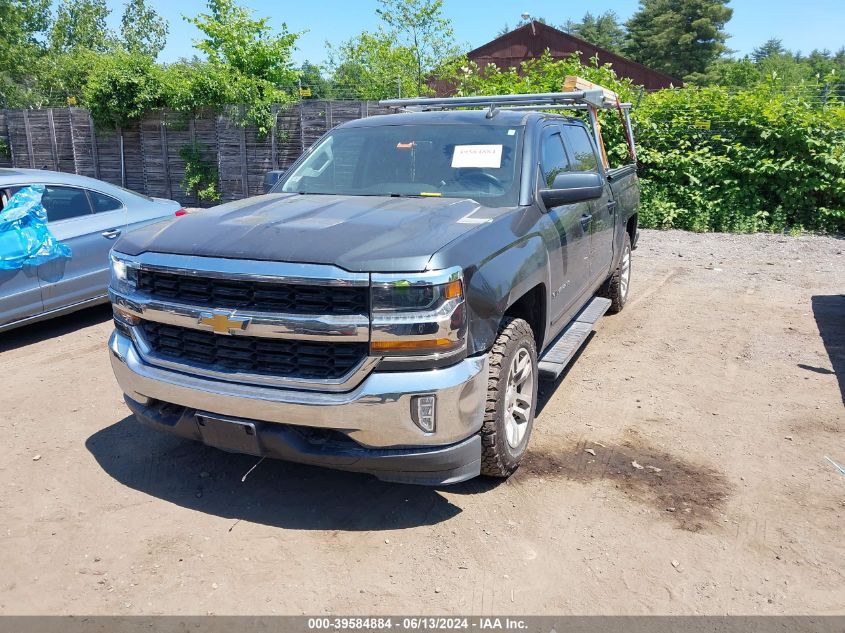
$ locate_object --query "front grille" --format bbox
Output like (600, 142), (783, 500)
(136, 269), (368, 315)
(140, 321), (368, 380)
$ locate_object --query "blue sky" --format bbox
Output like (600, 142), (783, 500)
(95, 0), (844, 66)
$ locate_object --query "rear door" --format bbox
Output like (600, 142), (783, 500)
(562, 124), (615, 282)
(538, 125), (593, 326)
(0, 188), (44, 327)
(37, 186), (127, 311)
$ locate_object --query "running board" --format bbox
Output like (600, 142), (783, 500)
(538, 296), (612, 380)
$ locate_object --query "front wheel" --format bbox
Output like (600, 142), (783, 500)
(599, 232), (632, 314)
(480, 317), (538, 478)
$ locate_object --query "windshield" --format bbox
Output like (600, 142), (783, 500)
(278, 123), (522, 205)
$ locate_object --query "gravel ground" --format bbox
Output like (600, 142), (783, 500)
(0, 229), (843, 615)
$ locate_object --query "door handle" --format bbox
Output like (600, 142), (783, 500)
(607, 200), (618, 211)
(579, 214), (593, 230)
(101, 229), (121, 239)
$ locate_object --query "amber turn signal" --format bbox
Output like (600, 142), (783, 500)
(443, 279), (463, 300)
(371, 338), (457, 352)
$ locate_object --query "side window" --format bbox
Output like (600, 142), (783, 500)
(539, 128), (570, 188)
(40, 186), (93, 222)
(562, 125), (599, 172)
(89, 190), (123, 213)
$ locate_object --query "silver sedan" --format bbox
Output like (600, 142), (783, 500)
(0, 168), (183, 332)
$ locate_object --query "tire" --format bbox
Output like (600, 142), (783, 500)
(480, 317), (539, 478)
(599, 232), (632, 314)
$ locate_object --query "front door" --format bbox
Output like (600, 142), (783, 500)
(0, 267), (43, 328)
(36, 185), (126, 311)
(562, 124), (614, 282)
(0, 188), (44, 327)
(538, 125), (593, 328)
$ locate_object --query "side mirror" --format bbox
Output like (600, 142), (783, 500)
(540, 172), (604, 208)
(263, 170), (286, 193)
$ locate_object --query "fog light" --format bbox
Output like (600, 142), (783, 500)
(411, 395), (436, 433)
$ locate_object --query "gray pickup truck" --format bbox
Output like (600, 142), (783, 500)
(107, 89), (639, 485)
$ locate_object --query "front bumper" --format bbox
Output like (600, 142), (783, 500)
(109, 331), (488, 484)
(125, 396), (481, 485)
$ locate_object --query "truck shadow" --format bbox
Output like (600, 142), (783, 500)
(811, 294), (845, 405)
(85, 416), (499, 531)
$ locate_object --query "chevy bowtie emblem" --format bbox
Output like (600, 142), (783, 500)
(198, 311), (251, 335)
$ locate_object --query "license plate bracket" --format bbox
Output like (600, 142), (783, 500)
(196, 414), (262, 456)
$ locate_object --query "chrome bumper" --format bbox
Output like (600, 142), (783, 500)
(109, 330), (488, 449)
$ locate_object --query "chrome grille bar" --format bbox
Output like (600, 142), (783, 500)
(110, 291), (370, 342)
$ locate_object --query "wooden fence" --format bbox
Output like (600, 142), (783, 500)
(0, 101), (395, 206)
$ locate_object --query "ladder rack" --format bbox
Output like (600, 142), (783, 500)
(378, 79), (638, 167)
(379, 90), (629, 112)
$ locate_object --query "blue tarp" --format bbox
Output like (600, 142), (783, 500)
(0, 185), (72, 270)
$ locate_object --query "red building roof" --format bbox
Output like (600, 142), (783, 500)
(462, 20), (680, 91)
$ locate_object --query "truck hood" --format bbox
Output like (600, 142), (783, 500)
(115, 193), (499, 272)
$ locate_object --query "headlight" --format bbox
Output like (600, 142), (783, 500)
(110, 252), (137, 294)
(371, 268), (466, 361)
(112, 256), (127, 281)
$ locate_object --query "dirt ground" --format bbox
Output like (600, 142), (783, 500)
(0, 229), (843, 615)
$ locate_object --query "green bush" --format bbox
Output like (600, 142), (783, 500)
(635, 84), (845, 233)
(179, 142), (221, 203)
(84, 51), (164, 129)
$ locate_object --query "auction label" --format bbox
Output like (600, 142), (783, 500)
(308, 617), (528, 631)
(451, 145), (503, 169)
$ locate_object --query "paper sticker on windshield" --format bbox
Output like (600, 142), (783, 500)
(451, 144), (503, 169)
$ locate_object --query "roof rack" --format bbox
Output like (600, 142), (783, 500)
(380, 89), (620, 112)
(378, 77), (637, 167)
(379, 77), (630, 112)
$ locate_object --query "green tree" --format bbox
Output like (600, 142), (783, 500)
(298, 61), (332, 99)
(49, 0), (113, 53)
(624, 0), (733, 82)
(751, 38), (786, 63)
(0, 0), (51, 106)
(326, 31), (416, 99)
(559, 19), (578, 34)
(187, 0), (299, 86)
(186, 0), (301, 133)
(570, 11), (626, 52)
(756, 51), (811, 85)
(84, 50), (164, 128)
(702, 57), (760, 88)
(120, 0), (169, 58)
(33, 48), (100, 106)
(700, 42), (845, 95)
(375, 0), (460, 94)
(804, 48), (845, 95)
(160, 58), (233, 114)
